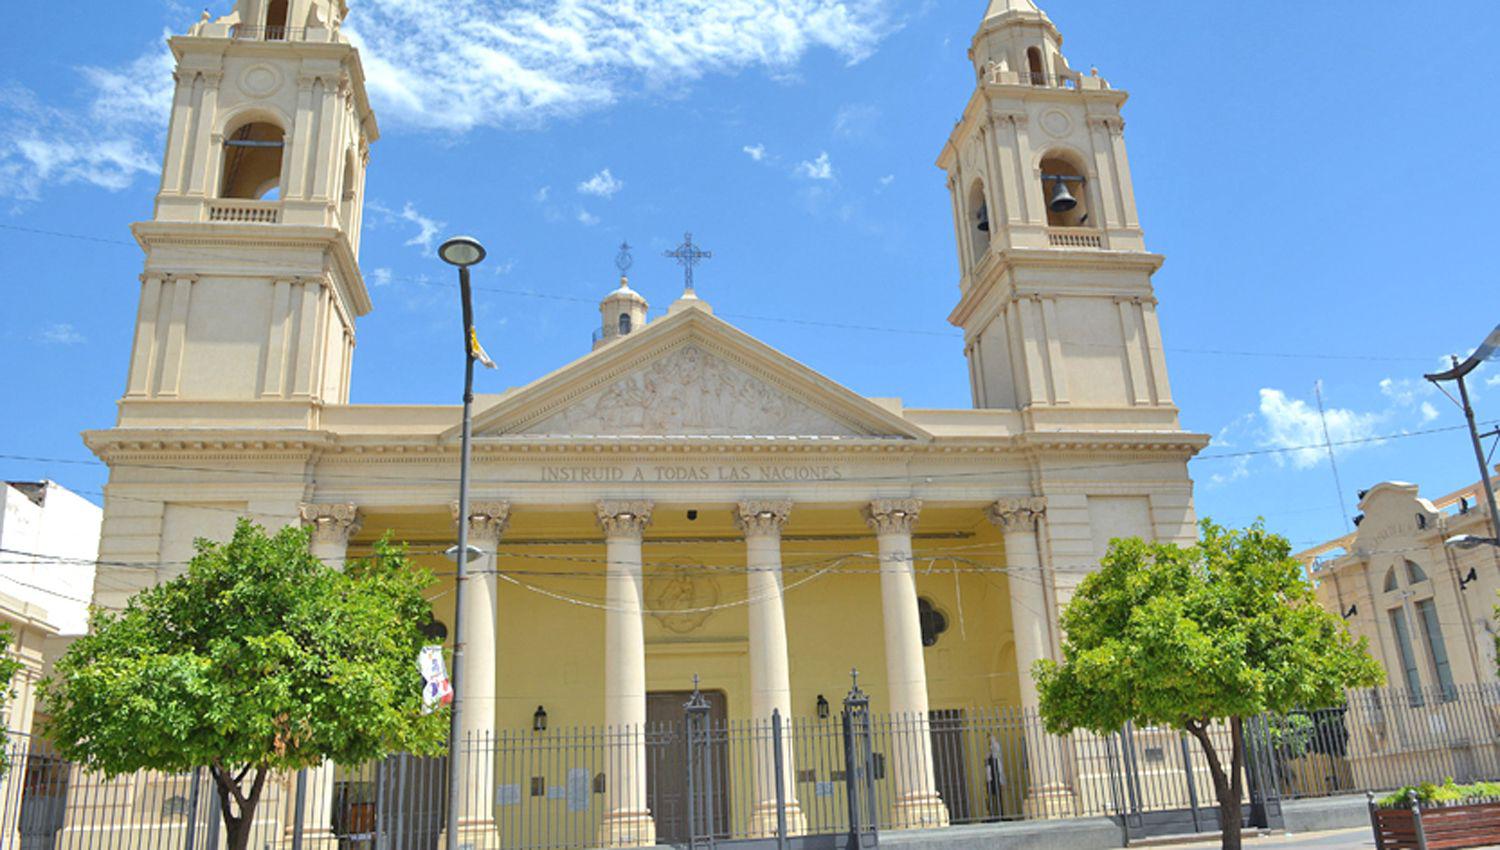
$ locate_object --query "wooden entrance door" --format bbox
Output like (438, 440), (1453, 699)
(930, 709), (973, 823)
(647, 689), (728, 843)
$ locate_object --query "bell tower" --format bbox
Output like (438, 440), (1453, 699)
(939, 0), (1179, 428)
(120, 0), (377, 425)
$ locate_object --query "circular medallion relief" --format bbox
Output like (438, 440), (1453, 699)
(645, 559), (721, 635)
(1041, 109), (1072, 139)
(239, 64), (284, 98)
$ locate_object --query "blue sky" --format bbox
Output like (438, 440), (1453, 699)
(2, 0), (1498, 553)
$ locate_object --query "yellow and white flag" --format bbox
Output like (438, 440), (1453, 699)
(469, 327), (498, 369)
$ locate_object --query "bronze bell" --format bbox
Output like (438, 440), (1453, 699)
(976, 203), (990, 232)
(1048, 178), (1078, 214)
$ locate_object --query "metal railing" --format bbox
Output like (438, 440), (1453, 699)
(231, 25), (308, 41)
(3, 685), (1498, 849)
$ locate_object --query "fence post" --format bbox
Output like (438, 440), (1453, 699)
(1408, 790), (1427, 850)
(1178, 732), (1201, 834)
(773, 709), (788, 850)
(1366, 793), (1383, 850)
(204, 782), (222, 850)
(291, 768), (307, 850)
(685, 675), (712, 850)
(182, 767), (203, 850)
(842, 668), (877, 849)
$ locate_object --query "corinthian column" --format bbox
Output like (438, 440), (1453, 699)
(735, 501), (808, 837)
(298, 503), (362, 848)
(863, 499), (949, 829)
(988, 497), (1074, 818)
(596, 501), (656, 848)
(451, 500), (509, 842)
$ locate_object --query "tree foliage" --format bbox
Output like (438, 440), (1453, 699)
(1035, 520), (1382, 850)
(0, 623), (22, 774)
(43, 520), (446, 850)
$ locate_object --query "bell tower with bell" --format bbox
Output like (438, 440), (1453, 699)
(118, 0), (377, 426)
(939, 0), (1180, 427)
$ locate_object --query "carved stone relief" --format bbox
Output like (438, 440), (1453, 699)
(517, 344), (863, 437)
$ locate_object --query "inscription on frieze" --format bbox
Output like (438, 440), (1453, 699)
(539, 464), (846, 483)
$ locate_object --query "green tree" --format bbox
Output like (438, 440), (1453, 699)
(1034, 520), (1382, 850)
(42, 520), (446, 850)
(0, 623), (22, 774)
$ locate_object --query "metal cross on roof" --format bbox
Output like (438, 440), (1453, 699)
(664, 232), (712, 294)
(615, 241), (634, 276)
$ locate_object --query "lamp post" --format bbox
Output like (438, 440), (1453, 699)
(438, 234), (486, 850)
(1426, 324), (1500, 542)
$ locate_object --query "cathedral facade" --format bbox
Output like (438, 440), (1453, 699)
(82, 0), (1206, 843)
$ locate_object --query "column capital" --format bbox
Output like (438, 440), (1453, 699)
(988, 497), (1047, 534)
(299, 503), (362, 547)
(597, 500), (653, 539)
(734, 501), (793, 537)
(864, 499), (921, 536)
(451, 500), (511, 543)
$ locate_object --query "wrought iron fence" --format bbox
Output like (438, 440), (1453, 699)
(3, 685), (1498, 849)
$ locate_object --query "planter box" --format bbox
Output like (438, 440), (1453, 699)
(1368, 792), (1500, 850)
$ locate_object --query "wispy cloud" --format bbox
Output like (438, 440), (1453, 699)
(345, 0), (897, 132)
(369, 267), (394, 287)
(534, 186), (551, 202)
(577, 209), (600, 226)
(1257, 388), (1385, 470)
(878, 174), (895, 188)
(36, 323), (86, 345)
(796, 152), (835, 181)
(368, 201), (447, 256)
(832, 103), (880, 138)
(0, 39), (173, 200)
(742, 143), (767, 162)
(577, 168), (624, 199)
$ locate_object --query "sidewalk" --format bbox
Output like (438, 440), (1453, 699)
(1159, 827), (1500, 850)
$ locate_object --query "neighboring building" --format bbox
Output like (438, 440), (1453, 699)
(1299, 474), (1500, 694)
(72, 0), (1208, 845)
(0, 481), (102, 637)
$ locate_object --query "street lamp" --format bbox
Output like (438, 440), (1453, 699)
(1445, 534), (1500, 551)
(1426, 324), (1500, 543)
(439, 234), (485, 850)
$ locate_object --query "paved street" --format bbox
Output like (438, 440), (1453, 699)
(1167, 829), (1500, 850)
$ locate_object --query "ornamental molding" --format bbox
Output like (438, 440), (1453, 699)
(597, 501), (654, 538)
(864, 499), (922, 536)
(451, 500), (511, 542)
(299, 502), (361, 545)
(734, 500), (794, 536)
(987, 497), (1047, 533)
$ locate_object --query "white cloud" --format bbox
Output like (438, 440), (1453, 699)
(1488, 374), (1500, 387)
(743, 143), (767, 162)
(833, 103), (880, 138)
(1419, 401), (1439, 423)
(796, 151), (835, 181)
(36, 323), (85, 345)
(399, 202), (445, 255)
(370, 267), (394, 287)
(534, 186), (551, 202)
(344, 0), (896, 132)
(1257, 388), (1385, 470)
(577, 168), (624, 199)
(878, 174), (895, 187)
(577, 209), (600, 226)
(0, 40), (174, 200)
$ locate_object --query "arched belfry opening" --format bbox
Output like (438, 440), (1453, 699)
(338, 149), (358, 225)
(968, 179), (991, 263)
(1039, 154), (1088, 228)
(1026, 47), (1046, 85)
(618, 313), (632, 335)
(265, 0), (290, 38)
(220, 120), (285, 200)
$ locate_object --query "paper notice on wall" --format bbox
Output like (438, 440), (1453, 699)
(418, 645), (452, 714)
(567, 769), (591, 812)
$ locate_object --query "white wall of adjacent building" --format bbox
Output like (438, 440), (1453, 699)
(0, 480), (102, 636)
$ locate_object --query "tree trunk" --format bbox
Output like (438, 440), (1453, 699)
(210, 765), (268, 850)
(1185, 718), (1244, 850)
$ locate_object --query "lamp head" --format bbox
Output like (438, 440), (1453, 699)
(439, 235), (487, 268)
(445, 544), (485, 563)
(1445, 534), (1496, 551)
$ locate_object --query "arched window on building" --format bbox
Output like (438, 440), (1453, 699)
(968, 179), (990, 264)
(1026, 47), (1046, 85)
(1382, 567), (1398, 593)
(1405, 560), (1429, 585)
(618, 313), (632, 335)
(220, 120), (285, 200)
(1040, 153), (1089, 228)
(265, 0), (290, 38)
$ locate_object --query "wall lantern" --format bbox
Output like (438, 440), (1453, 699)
(816, 694), (830, 720)
(533, 705), (548, 732)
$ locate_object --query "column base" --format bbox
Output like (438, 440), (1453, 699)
(892, 792), (950, 830)
(598, 809), (657, 848)
(439, 820), (500, 850)
(1023, 784), (1078, 820)
(748, 800), (809, 837)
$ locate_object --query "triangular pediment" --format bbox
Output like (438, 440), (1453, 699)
(464, 306), (927, 441)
